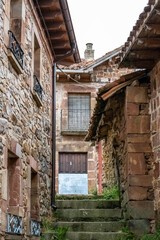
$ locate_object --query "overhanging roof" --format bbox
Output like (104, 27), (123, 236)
(85, 70), (148, 141)
(119, 0), (160, 69)
(33, 0), (80, 65)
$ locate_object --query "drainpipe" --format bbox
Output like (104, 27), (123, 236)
(98, 141), (103, 195)
(51, 47), (76, 210)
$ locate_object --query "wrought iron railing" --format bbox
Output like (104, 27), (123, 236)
(61, 109), (91, 132)
(8, 30), (24, 69)
(30, 219), (41, 236)
(33, 75), (43, 101)
(7, 213), (22, 235)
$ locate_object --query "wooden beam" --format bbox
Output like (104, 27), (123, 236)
(145, 24), (160, 34)
(52, 41), (69, 49)
(42, 10), (61, 20)
(37, 0), (59, 8)
(49, 31), (66, 39)
(136, 37), (160, 48)
(46, 22), (64, 30)
(122, 59), (155, 69)
(54, 48), (71, 55)
(130, 49), (160, 59)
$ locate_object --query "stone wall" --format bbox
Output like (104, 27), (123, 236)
(93, 58), (133, 83)
(150, 61), (160, 227)
(97, 78), (154, 235)
(101, 91), (126, 192)
(0, 0), (53, 239)
(124, 79), (154, 235)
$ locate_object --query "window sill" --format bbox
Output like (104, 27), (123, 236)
(31, 90), (43, 107)
(61, 130), (88, 136)
(7, 49), (23, 74)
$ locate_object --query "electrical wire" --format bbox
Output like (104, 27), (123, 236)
(57, 65), (109, 89)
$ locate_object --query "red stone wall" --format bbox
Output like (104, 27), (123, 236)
(124, 79), (154, 234)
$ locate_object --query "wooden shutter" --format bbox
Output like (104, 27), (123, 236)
(59, 153), (87, 174)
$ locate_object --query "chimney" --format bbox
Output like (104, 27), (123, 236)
(84, 43), (94, 60)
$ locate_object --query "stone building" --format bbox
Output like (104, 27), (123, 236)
(0, 0), (80, 239)
(56, 45), (132, 195)
(86, 0), (160, 235)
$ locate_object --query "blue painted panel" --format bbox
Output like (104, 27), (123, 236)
(59, 174), (88, 195)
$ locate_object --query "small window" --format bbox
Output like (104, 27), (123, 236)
(31, 170), (39, 220)
(33, 34), (42, 105)
(34, 35), (40, 80)
(68, 94), (91, 131)
(8, 151), (21, 209)
(10, 0), (22, 43)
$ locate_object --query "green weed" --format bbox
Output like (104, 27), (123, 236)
(102, 185), (119, 200)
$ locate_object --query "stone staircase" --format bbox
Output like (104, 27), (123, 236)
(52, 199), (127, 240)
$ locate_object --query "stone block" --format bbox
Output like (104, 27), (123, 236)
(127, 103), (139, 116)
(88, 171), (96, 179)
(128, 219), (150, 236)
(10, 139), (22, 158)
(127, 201), (154, 219)
(27, 155), (38, 173)
(0, 118), (8, 135)
(127, 116), (150, 134)
(1, 169), (7, 200)
(128, 153), (146, 175)
(128, 175), (152, 187)
(126, 86), (148, 103)
(128, 186), (148, 200)
(88, 161), (96, 171)
(127, 134), (151, 143)
(128, 142), (152, 153)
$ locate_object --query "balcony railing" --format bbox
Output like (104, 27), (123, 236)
(30, 219), (41, 236)
(61, 109), (91, 132)
(8, 30), (24, 69)
(7, 213), (22, 235)
(33, 75), (43, 101)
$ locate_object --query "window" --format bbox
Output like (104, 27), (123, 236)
(68, 94), (90, 131)
(10, 0), (22, 43)
(8, 0), (24, 71)
(33, 34), (42, 104)
(31, 170), (39, 220)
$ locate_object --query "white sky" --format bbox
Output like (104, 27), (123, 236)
(67, 0), (149, 59)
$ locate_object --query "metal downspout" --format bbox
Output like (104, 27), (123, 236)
(51, 49), (76, 210)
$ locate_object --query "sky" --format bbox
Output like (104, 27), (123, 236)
(67, 0), (149, 59)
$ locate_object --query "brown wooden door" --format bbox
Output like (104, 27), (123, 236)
(59, 153), (87, 174)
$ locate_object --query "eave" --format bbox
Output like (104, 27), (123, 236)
(33, 0), (80, 65)
(119, 0), (160, 69)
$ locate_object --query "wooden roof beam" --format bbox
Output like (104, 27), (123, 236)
(50, 31), (66, 39)
(46, 21), (64, 30)
(130, 49), (160, 59)
(145, 23), (160, 34)
(42, 10), (61, 20)
(52, 41), (69, 49)
(122, 59), (155, 69)
(38, 0), (59, 8)
(136, 37), (160, 48)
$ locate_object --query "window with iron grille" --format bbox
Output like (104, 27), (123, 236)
(68, 94), (90, 131)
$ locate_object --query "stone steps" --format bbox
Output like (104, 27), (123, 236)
(52, 199), (126, 240)
(52, 221), (125, 232)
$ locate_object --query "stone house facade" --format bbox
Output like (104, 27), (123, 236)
(86, 0), (160, 235)
(0, 0), (80, 239)
(56, 45), (133, 195)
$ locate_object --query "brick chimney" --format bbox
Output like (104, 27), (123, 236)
(84, 43), (94, 60)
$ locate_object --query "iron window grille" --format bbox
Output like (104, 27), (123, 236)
(33, 75), (43, 101)
(7, 213), (23, 235)
(8, 30), (24, 69)
(61, 109), (91, 131)
(30, 219), (41, 236)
